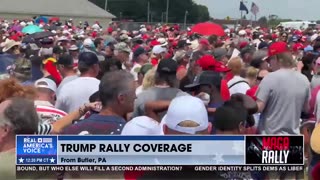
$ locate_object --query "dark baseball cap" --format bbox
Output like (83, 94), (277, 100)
(213, 48), (228, 60)
(78, 52), (99, 66)
(177, 40), (191, 49)
(157, 59), (178, 74)
(134, 47), (147, 58)
(53, 46), (63, 54)
(258, 41), (269, 50)
(57, 54), (74, 67)
(240, 45), (255, 56)
(185, 71), (222, 89)
(40, 37), (53, 44)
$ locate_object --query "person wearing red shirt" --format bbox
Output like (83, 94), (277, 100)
(151, 45), (167, 66)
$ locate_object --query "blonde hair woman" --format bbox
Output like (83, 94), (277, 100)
(246, 66), (258, 87)
(142, 68), (156, 91)
(227, 57), (250, 95)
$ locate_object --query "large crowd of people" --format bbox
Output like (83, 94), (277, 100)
(0, 18), (319, 179)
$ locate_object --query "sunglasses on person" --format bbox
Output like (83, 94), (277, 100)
(257, 76), (264, 81)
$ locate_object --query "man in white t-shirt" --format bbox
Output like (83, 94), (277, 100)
(131, 47), (149, 84)
(227, 57), (250, 95)
(56, 54), (78, 97)
(56, 52), (100, 113)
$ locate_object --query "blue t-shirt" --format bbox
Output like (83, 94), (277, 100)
(31, 66), (43, 81)
(62, 114), (126, 135)
(0, 53), (16, 74)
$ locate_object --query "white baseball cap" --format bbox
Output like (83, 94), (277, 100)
(20, 22), (26, 27)
(152, 45), (167, 54)
(239, 30), (246, 36)
(157, 38), (168, 46)
(92, 24), (100, 30)
(311, 34), (318, 42)
(83, 38), (94, 47)
(140, 28), (147, 33)
(69, 45), (79, 51)
(161, 96), (209, 134)
(57, 36), (69, 42)
(34, 78), (57, 93)
(190, 39), (199, 51)
(62, 30), (70, 35)
(121, 116), (162, 135)
(120, 30), (128, 35)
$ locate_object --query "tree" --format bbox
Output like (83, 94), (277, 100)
(89, 0), (210, 23)
(268, 14), (278, 20)
(195, 5), (210, 22)
(258, 16), (268, 25)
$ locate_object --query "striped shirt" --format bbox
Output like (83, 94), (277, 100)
(37, 123), (52, 135)
(35, 101), (68, 124)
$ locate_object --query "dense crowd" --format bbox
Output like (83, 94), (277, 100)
(0, 18), (319, 179)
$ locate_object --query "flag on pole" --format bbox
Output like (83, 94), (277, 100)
(240, 1), (249, 14)
(251, 2), (259, 16)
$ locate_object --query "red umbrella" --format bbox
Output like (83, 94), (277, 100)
(49, 17), (60, 23)
(191, 22), (225, 36)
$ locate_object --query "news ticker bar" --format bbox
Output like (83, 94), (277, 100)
(16, 135), (304, 166)
(16, 165), (304, 173)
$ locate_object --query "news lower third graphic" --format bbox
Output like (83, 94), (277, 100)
(16, 135), (304, 178)
(16, 135), (245, 165)
(16, 136), (58, 165)
(16, 135), (304, 167)
(245, 136), (304, 165)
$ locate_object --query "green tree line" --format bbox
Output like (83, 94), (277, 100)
(89, 0), (210, 23)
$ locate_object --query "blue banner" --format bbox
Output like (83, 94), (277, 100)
(16, 136), (58, 165)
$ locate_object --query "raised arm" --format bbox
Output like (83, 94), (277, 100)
(51, 102), (101, 134)
(145, 100), (171, 122)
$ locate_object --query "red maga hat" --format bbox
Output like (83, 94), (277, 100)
(196, 55), (230, 72)
(268, 42), (288, 57)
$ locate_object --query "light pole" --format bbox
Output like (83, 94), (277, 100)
(147, 1), (150, 23)
(166, 0), (169, 23)
(119, 12), (122, 21)
(161, 12), (165, 24)
(104, 0), (108, 11)
(184, 10), (188, 30)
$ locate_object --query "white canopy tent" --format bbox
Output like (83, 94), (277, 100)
(0, 0), (115, 26)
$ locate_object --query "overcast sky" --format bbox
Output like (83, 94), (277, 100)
(194, 0), (320, 21)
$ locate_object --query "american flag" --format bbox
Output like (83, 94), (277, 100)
(251, 2), (259, 16)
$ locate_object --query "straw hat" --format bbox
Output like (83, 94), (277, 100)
(311, 123), (320, 154)
(2, 39), (21, 52)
